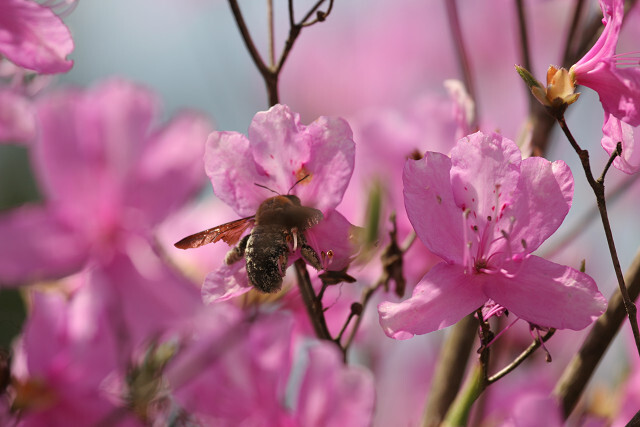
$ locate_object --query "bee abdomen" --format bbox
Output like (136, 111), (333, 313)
(245, 227), (289, 293)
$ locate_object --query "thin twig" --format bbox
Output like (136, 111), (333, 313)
(541, 172), (639, 259)
(554, 248), (640, 418)
(227, 0), (270, 77)
(556, 117), (640, 357)
(421, 314), (478, 427)
(294, 259), (332, 341)
(343, 276), (385, 352)
(598, 141), (622, 183)
(515, 0), (533, 100)
(487, 329), (555, 384)
(267, 0), (275, 68)
(444, 0), (478, 128)
(561, 0), (585, 66)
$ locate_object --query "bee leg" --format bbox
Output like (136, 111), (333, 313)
(298, 233), (323, 271)
(224, 234), (250, 265)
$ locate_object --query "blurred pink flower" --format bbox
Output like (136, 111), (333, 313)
(378, 132), (606, 339)
(571, 0), (640, 173)
(341, 88), (470, 292)
(503, 394), (563, 427)
(0, 88), (36, 144)
(0, 79), (213, 351)
(0, 0), (74, 74)
(11, 290), (141, 426)
(0, 78), (213, 284)
(166, 307), (374, 426)
(201, 104), (357, 301)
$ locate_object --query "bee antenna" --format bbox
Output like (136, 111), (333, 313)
(254, 183), (280, 195)
(288, 174), (310, 194)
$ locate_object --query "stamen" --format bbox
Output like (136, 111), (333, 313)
(612, 52), (640, 68)
(462, 208), (473, 274)
(530, 325), (552, 362)
(484, 316), (520, 349)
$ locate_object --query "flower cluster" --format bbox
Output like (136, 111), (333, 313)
(1, 0), (640, 425)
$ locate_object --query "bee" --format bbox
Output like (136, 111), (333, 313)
(174, 182), (324, 293)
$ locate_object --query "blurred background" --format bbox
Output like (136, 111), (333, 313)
(1, 0), (640, 423)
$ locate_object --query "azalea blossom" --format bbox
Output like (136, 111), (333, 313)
(200, 104), (357, 302)
(165, 307), (375, 426)
(0, 79), (213, 351)
(570, 0), (640, 173)
(11, 289), (141, 426)
(378, 131), (606, 339)
(0, 0), (74, 74)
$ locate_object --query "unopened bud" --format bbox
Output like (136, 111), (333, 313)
(516, 65), (580, 117)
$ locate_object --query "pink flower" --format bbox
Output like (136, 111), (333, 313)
(11, 290), (141, 426)
(166, 307), (374, 426)
(0, 0), (74, 74)
(0, 79), (212, 350)
(571, 0), (640, 173)
(200, 104), (357, 301)
(378, 131), (606, 339)
(0, 88), (36, 144)
(0, 79), (213, 284)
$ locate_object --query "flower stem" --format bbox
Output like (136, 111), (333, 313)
(554, 247), (640, 418)
(442, 363), (487, 426)
(421, 314), (477, 427)
(556, 116), (640, 358)
(444, 0), (478, 128)
(561, 0), (585, 66)
(487, 329), (555, 384)
(515, 0), (533, 110)
(227, 0), (334, 107)
(294, 259), (333, 342)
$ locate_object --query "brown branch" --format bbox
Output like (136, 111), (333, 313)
(556, 117), (640, 357)
(553, 247), (640, 418)
(444, 0), (478, 128)
(294, 259), (333, 341)
(421, 314), (478, 427)
(487, 329), (555, 384)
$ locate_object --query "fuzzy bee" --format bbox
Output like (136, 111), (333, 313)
(174, 191), (323, 293)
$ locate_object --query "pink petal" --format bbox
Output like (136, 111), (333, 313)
(202, 262), (252, 304)
(24, 285), (121, 385)
(572, 0), (622, 74)
(249, 104), (311, 192)
(305, 209), (357, 271)
(93, 248), (202, 350)
(0, 205), (88, 285)
(169, 310), (294, 423)
(0, 0), (74, 73)
(378, 262), (487, 339)
(444, 79), (475, 140)
(602, 113), (640, 174)
(507, 394), (563, 427)
(126, 111), (213, 224)
(296, 343), (374, 427)
(484, 256), (606, 330)
(293, 115), (355, 212)
(34, 79), (158, 226)
(0, 89), (35, 144)
(403, 151), (464, 264)
(22, 291), (67, 376)
(205, 105), (355, 216)
(504, 157), (573, 254)
(204, 130), (267, 217)
(577, 65), (640, 127)
(449, 132), (521, 244)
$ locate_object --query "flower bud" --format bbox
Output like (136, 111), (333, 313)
(516, 65), (580, 117)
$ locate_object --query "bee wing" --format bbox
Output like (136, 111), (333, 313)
(299, 207), (324, 230)
(174, 216), (255, 249)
